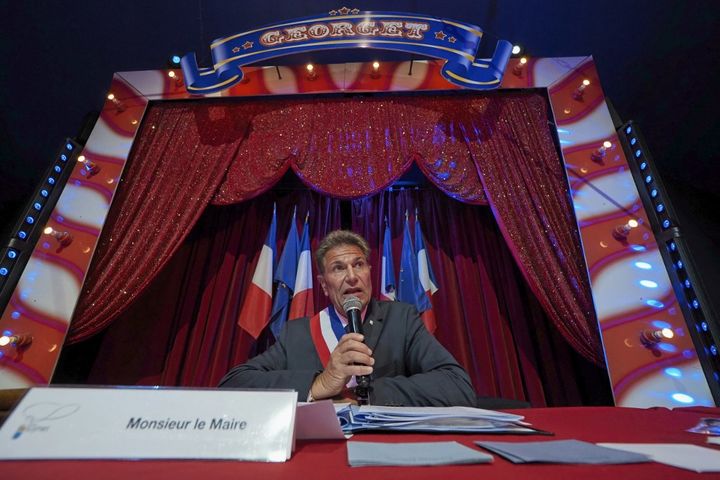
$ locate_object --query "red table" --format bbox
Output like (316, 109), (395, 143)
(2, 406), (718, 479)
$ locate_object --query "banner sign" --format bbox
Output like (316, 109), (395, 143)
(0, 387), (297, 461)
(181, 8), (512, 94)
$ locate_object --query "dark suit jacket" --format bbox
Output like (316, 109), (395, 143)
(219, 300), (477, 406)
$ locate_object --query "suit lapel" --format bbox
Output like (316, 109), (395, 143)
(363, 299), (385, 351)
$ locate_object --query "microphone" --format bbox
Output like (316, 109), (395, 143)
(342, 296), (371, 394)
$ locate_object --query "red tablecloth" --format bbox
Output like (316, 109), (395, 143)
(2, 406), (719, 479)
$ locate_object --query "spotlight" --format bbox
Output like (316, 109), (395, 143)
(612, 218), (639, 242)
(512, 57), (528, 77)
(305, 63), (317, 80)
(591, 141), (613, 163)
(168, 70), (184, 87)
(371, 61), (380, 79)
(640, 328), (674, 347)
(168, 55), (182, 69)
(106, 93), (125, 112)
(511, 45), (522, 55)
(572, 79), (591, 101)
(43, 226), (73, 248)
(0, 333), (33, 348)
(77, 155), (101, 177)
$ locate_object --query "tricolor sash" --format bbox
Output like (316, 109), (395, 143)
(309, 307), (345, 367)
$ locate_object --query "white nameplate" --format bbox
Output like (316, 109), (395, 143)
(0, 387), (297, 461)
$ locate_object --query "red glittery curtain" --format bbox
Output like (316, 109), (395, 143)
(352, 187), (601, 405)
(459, 95), (604, 364)
(67, 102), (258, 343)
(83, 188), (341, 387)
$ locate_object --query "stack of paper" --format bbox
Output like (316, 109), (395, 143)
(336, 405), (537, 434)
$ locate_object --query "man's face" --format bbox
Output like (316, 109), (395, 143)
(318, 243), (372, 314)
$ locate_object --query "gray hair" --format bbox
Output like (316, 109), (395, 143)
(315, 230), (370, 273)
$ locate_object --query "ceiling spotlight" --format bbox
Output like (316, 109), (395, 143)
(573, 79), (591, 101)
(305, 63), (317, 80)
(591, 140), (613, 163)
(106, 93), (125, 112)
(512, 57), (528, 77)
(77, 155), (101, 177)
(511, 45), (522, 55)
(612, 219), (639, 242)
(371, 61), (380, 79)
(0, 333), (33, 348)
(640, 328), (674, 347)
(43, 226), (73, 248)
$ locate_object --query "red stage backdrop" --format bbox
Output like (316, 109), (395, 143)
(62, 92), (608, 406)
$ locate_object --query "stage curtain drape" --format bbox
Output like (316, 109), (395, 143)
(352, 187), (597, 405)
(84, 186), (342, 387)
(68, 92), (601, 366)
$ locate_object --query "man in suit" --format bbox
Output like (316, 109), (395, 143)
(219, 230), (476, 406)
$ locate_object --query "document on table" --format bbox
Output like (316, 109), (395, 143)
(336, 405), (541, 434)
(347, 441), (493, 467)
(598, 443), (720, 473)
(476, 439), (651, 464)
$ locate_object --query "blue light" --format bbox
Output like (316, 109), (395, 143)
(33, 202), (41, 210)
(7, 250), (17, 259)
(652, 320), (672, 329)
(635, 149), (642, 158)
(692, 299), (700, 309)
(630, 138), (637, 145)
(630, 244), (647, 252)
(671, 393), (694, 404)
(17, 231), (27, 239)
(669, 242), (677, 251)
(26, 216), (34, 224)
(656, 204), (664, 213)
(0, 268), (7, 276)
(712, 345), (718, 356)
(66, 143), (73, 150)
(171, 55), (181, 64)
(2, 330), (11, 336)
(54, 165), (61, 173)
(40, 189), (49, 197)
(650, 189), (658, 198)
(662, 220), (671, 229)
(676, 260), (683, 269)
(11, 311), (20, 319)
(640, 162), (647, 170)
(659, 343), (677, 353)
(646, 299), (665, 308)
(684, 279), (691, 288)
(48, 177), (56, 185)
(626, 126), (632, 134)
(664, 367), (682, 378)
(634, 261), (652, 270)
(640, 280), (658, 288)
(60, 154), (67, 161)
(645, 175), (652, 184)
(702, 322), (709, 332)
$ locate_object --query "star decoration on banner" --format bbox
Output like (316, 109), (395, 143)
(329, 10), (337, 15)
(338, 6), (351, 15)
(351, 8), (360, 14)
(434, 31), (447, 40)
(232, 46), (241, 53)
(448, 36), (457, 43)
(242, 41), (254, 50)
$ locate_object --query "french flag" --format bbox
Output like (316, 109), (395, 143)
(269, 208), (300, 339)
(398, 213), (434, 332)
(380, 220), (397, 301)
(414, 212), (438, 333)
(237, 206), (277, 339)
(289, 213), (314, 319)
